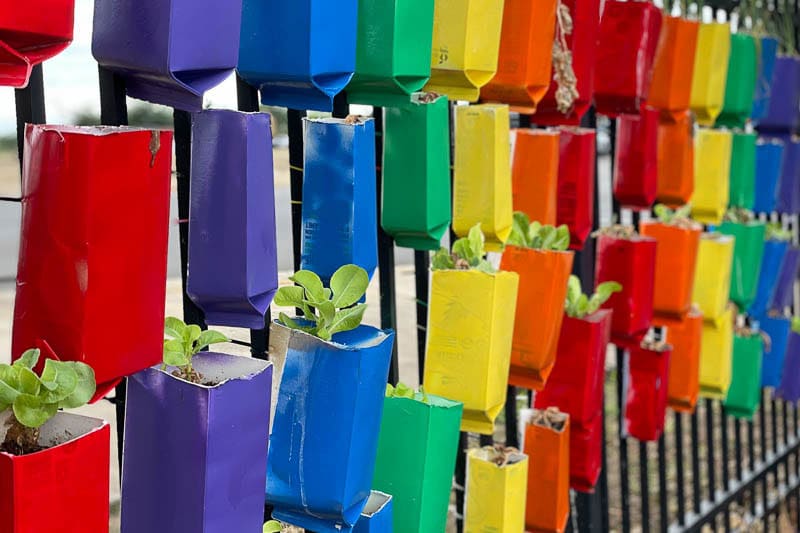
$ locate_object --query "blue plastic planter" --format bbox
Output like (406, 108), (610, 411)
(777, 137), (800, 214)
(353, 492), (393, 533)
(754, 138), (784, 214)
(751, 37), (779, 121)
(758, 315), (791, 388)
(749, 239), (789, 317)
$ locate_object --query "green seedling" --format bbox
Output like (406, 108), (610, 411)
(507, 212), (570, 251)
(431, 223), (496, 273)
(564, 275), (622, 318)
(263, 521), (282, 533)
(163, 317), (229, 384)
(273, 264), (370, 341)
(386, 382), (429, 403)
(653, 203), (694, 225)
(791, 317), (800, 335)
(766, 222), (792, 241)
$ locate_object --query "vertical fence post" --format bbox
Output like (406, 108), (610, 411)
(14, 65), (46, 172)
(414, 250), (429, 385)
(287, 109), (306, 273)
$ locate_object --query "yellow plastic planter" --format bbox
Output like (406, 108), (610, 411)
(691, 128), (732, 225)
(424, 269), (520, 434)
(464, 448), (528, 532)
(690, 23), (731, 126)
(699, 306), (734, 399)
(453, 104), (513, 251)
(425, 0), (505, 102)
(692, 233), (735, 323)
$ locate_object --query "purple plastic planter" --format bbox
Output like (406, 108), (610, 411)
(91, 0), (242, 111)
(187, 110), (278, 329)
(757, 56), (800, 133)
(121, 353), (272, 533)
(778, 332), (800, 402)
(771, 246), (800, 311)
(777, 136), (800, 214)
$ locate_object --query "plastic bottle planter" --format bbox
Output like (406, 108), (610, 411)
(689, 23), (731, 126)
(751, 37), (779, 121)
(568, 418), (603, 494)
(92, 0), (241, 111)
(771, 246), (800, 311)
(453, 104), (512, 250)
(382, 93), (451, 250)
(556, 127), (596, 249)
(716, 33), (758, 128)
(187, 111), (277, 329)
(749, 239), (789, 318)
(353, 492), (393, 533)
(752, 138), (784, 214)
(656, 110), (694, 206)
(0, 0), (74, 87)
(777, 332), (800, 402)
(524, 416), (570, 532)
(347, 0), (436, 106)
(776, 137), (800, 215)
(237, 0), (357, 112)
(464, 448), (528, 532)
(122, 354), (272, 533)
(665, 310), (703, 412)
(639, 221), (701, 320)
(372, 393), (463, 533)
(424, 270), (520, 433)
(647, 17), (699, 116)
(718, 221), (766, 311)
(692, 233), (735, 323)
(595, 234), (657, 343)
(624, 343), (671, 442)
(12, 125), (172, 400)
(690, 128), (732, 225)
(511, 129), (559, 226)
(593, 1), (662, 117)
(424, 0), (504, 102)
(500, 246), (574, 390)
(301, 117), (378, 282)
(613, 106), (659, 209)
(0, 412), (109, 533)
(759, 315), (791, 389)
(758, 56), (800, 133)
(480, 0), (556, 112)
(723, 334), (763, 419)
(728, 132), (759, 211)
(699, 307), (734, 399)
(267, 323), (394, 532)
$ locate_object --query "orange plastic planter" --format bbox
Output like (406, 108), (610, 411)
(656, 110), (694, 206)
(648, 17), (700, 116)
(524, 416), (571, 533)
(511, 129), (560, 226)
(500, 246), (574, 390)
(665, 309), (704, 412)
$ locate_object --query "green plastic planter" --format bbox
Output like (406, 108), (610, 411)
(723, 334), (763, 419)
(347, 0), (436, 106)
(718, 221), (766, 310)
(728, 132), (756, 209)
(382, 93), (451, 250)
(716, 33), (757, 128)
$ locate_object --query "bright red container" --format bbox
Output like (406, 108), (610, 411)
(613, 106), (659, 209)
(625, 343), (672, 442)
(556, 127), (596, 250)
(569, 416), (603, 492)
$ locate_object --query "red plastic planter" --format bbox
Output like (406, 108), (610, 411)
(556, 127), (596, 250)
(0, 412), (110, 533)
(569, 417), (603, 492)
(625, 343), (672, 442)
(613, 106), (659, 209)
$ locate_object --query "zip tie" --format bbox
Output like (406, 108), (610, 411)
(289, 165), (304, 172)
(290, 200), (302, 206)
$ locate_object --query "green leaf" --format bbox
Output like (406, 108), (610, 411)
(393, 382), (415, 399)
(263, 521), (283, 533)
(328, 304), (367, 335)
(588, 282), (622, 315)
(16, 367), (41, 396)
(317, 327), (332, 341)
(385, 383), (395, 397)
(163, 339), (191, 367)
(452, 238), (476, 263)
(273, 286), (306, 308)
(14, 349), (40, 370)
(431, 248), (455, 270)
(278, 313), (315, 334)
(566, 276), (582, 307)
(59, 362), (96, 409)
(164, 316), (186, 339)
(13, 394), (56, 429)
(0, 378), (20, 406)
(39, 359), (78, 403)
(653, 204), (671, 223)
(467, 224), (485, 259)
(474, 260), (496, 274)
(317, 300), (336, 326)
(510, 212), (531, 247)
(575, 294), (589, 317)
(553, 225), (571, 251)
(194, 330), (229, 354)
(184, 324), (202, 345)
(290, 270), (326, 302)
(330, 265), (370, 308)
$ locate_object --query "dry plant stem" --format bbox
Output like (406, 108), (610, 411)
(592, 225), (638, 239)
(418, 92), (441, 103)
(532, 406), (568, 431)
(344, 115), (363, 125)
(553, 0), (578, 114)
(483, 444), (522, 467)
(172, 365), (204, 385)
(2, 414), (40, 455)
(640, 338), (671, 352)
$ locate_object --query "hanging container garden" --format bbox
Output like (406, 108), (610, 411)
(187, 110), (278, 329)
(0, 412), (109, 533)
(593, 0), (662, 116)
(353, 492), (393, 533)
(716, 33), (758, 128)
(464, 447), (528, 533)
(699, 306), (734, 399)
(122, 354), (272, 533)
(453, 104), (512, 251)
(382, 93), (451, 250)
(692, 233), (735, 323)
(424, 0), (505, 102)
(92, 0), (241, 111)
(424, 269), (520, 433)
(556, 127), (596, 249)
(301, 117), (378, 282)
(771, 246), (800, 311)
(372, 392), (462, 533)
(656, 110), (694, 206)
(718, 220), (766, 311)
(690, 128), (732, 224)
(777, 331), (800, 402)
(480, 0), (556, 112)
(511, 129), (560, 226)
(753, 138), (784, 214)
(524, 410), (571, 533)
(759, 315), (791, 388)
(749, 238), (789, 318)
(624, 341), (672, 442)
(751, 36), (779, 121)
(267, 322), (394, 532)
(237, 0), (357, 111)
(776, 136), (800, 215)
(12, 125), (172, 400)
(723, 332), (763, 419)
(347, 0), (436, 106)
(647, 16), (699, 116)
(758, 56), (800, 133)
(689, 23), (731, 126)
(665, 309), (703, 412)
(728, 132), (758, 211)
(613, 106), (659, 209)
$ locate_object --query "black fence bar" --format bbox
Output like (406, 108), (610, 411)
(639, 441), (650, 528)
(674, 412), (686, 526)
(658, 435), (667, 533)
(287, 109), (305, 273)
(14, 64), (46, 171)
(706, 400), (716, 504)
(748, 420), (757, 515)
(505, 386), (519, 449)
(455, 432), (468, 533)
(414, 250), (429, 384)
(617, 348), (630, 533)
(691, 411), (701, 514)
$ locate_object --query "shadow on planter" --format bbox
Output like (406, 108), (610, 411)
(556, 127), (596, 250)
(749, 239), (788, 318)
(776, 136), (800, 215)
(624, 342), (672, 442)
(656, 111), (694, 206)
(758, 315), (790, 389)
(353, 491), (393, 533)
(692, 233), (735, 323)
(689, 23), (730, 126)
(524, 413), (570, 532)
(750, 138), (783, 213)
(613, 106), (659, 210)
(691, 128), (732, 224)
(718, 221), (766, 311)
(716, 33), (757, 128)
(771, 247), (800, 311)
(728, 132), (758, 211)
(465, 447), (528, 532)
(777, 332), (800, 402)
(665, 309), (703, 413)
(723, 334), (763, 419)
(647, 16), (699, 117)
(699, 306), (734, 399)
(511, 129), (560, 226)
(751, 37), (779, 121)
(757, 56), (800, 133)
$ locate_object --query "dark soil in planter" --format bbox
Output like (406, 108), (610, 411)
(171, 368), (219, 387)
(0, 418), (44, 455)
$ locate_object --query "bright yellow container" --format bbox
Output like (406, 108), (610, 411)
(690, 23), (731, 125)
(453, 104), (513, 251)
(692, 233), (735, 323)
(425, 0), (505, 102)
(424, 269), (520, 434)
(691, 128), (732, 224)
(699, 306), (734, 399)
(464, 448), (528, 533)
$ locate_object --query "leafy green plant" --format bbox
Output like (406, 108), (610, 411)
(723, 208), (756, 223)
(766, 222), (792, 242)
(0, 349), (96, 455)
(263, 521), (282, 533)
(792, 317), (800, 335)
(653, 204), (693, 224)
(507, 212), (570, 251)
(431, 223), (495, 273)
(386, 382), (429, 403)
(564, 275), (622, 318)
(273, 264), (370, 341)
(163, 317), (229, 384)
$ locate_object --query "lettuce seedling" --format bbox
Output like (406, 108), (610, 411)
(564, 275), (622, 318)
(507, 212), (570, 250)
(163, 317), (229, 384)
(273, 264), (370, 341)
(263, 521), (282, 533)
(0, 349), (96, 455)
(793, 317), (800, 335)
(653, 203), (694, 224)
(431, 223), (496, 273)
(766, 222), (792, 241)
(386, 382), (429, 403)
